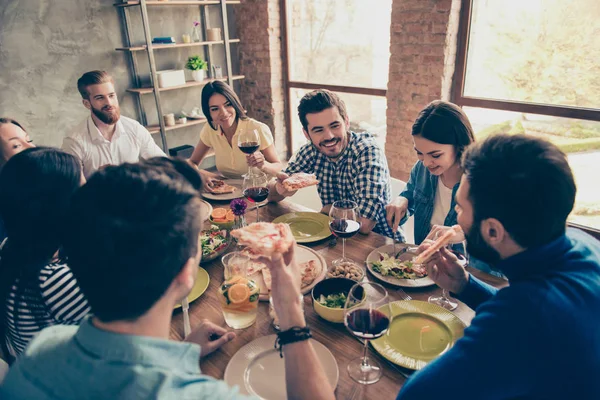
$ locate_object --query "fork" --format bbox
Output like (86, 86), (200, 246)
(182, 297), (191, 338)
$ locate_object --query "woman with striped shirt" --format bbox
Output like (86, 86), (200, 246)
(0, 147), (90, 361)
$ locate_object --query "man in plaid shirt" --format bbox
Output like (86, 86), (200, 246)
(268, 89), (404, 241)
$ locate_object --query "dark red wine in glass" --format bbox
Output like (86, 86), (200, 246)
(329, 219), (361, 239)
(239, 141), (260, 154)
(243, 187), (270, 203)
(345, 308), (390, 340)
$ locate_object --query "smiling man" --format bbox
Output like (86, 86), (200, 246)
(268, 89), (401, 240)
(62, 70), (165, 178)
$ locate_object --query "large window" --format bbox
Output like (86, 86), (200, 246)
(283, 0), (392, 153)
(455, 0), (600, 231)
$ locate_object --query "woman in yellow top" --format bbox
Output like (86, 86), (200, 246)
(189, 81), (282, 186)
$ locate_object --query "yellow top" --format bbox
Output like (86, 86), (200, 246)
(199, 118), (274, 178)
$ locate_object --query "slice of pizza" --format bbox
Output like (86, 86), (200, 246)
(282, 172), (319, 191)
(299, 259), (320, 289)
(231, 222), (295, 257)
(209, 180), (236, 194)
(414, 225), (462, 264)
(241, 247), (267, 275)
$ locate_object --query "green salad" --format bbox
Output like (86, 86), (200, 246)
(318, 293), (347, 309)
(200, 226), (228, 257)
(371, 252), (427, 280)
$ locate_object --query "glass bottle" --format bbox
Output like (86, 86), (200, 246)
(191, 24), (202, 43)
(219, 252), (259, 329)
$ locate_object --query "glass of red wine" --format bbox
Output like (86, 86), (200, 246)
(344, 282), (391, 385)
(242, 171), (269, 222)
(237, 128), (261, 176)
(329, 200), (361, 267)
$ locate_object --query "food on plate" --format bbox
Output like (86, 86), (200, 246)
(209, 180), (236, 195)
(210, 208), (235, 223)
(282, 172), (319, 191)
(300, 259), (319, 287)
(327, 262), (364, 281)
(200, 226), (228, 257)
(231, 222), (294, 257)
(415, 225), (462, 264)
(371, 253), (427, 280)
(318, 292), (347, 309)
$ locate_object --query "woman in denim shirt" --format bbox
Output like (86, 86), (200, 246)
(385, 101), (497, 275)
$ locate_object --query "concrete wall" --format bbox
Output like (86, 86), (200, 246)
(0, 0), (238, 152)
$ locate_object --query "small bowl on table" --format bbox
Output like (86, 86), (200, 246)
(326, 261), (365, 282)
(311, 277), (357, 324)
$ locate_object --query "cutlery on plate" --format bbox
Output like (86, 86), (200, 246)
(182, 297), (191, 338)
(395, 246), (420, 259)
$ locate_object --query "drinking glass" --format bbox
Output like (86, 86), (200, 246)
(237, 128), (261, 176)
(427, 233), (467, 311)
(219, 252), (259, 329)
(344, 282), (391, 385)
(329, 200), (361, 267)
(242, 171), (269, 222)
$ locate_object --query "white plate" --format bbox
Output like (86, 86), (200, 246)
(201, 179), (245, 201)
(366, 243), (436, 288)
(242, 245), (327, 301)
(199, 199), (213, 222)
(224, 335), (339, 399)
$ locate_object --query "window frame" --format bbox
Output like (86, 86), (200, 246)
(452, 0), (600, 236)
(280, 0), (388, 157)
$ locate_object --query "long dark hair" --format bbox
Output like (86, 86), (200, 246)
(201, 80), (248, 131)
(0, 147), (82, 361)
(412, 100), (475, 160)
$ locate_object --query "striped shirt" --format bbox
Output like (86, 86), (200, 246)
(5, 262), (90, 358)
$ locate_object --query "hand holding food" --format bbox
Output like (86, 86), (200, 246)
(282, 172), (319, 191)
(426, 224), (465, 244)
(274, 172), (298, 197)
(415, 225), (462, 264)
(420, 245), (469, 295)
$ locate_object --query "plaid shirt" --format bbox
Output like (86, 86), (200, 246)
(284, 132), (404, 241)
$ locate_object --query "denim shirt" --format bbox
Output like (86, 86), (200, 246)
(399, 161), (500, 276)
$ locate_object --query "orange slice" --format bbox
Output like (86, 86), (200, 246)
(225, 210), (235, 222)
(228, 283), (250, 304)
(211, 208), (227, 219)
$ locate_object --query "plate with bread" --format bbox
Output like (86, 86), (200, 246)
(202, 179), (244, 201)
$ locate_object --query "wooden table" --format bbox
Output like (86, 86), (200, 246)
(170, 199), (507, 399)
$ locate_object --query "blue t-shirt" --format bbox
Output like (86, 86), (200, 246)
(1, 318), (256, 400)
(397, 228), (600, 399)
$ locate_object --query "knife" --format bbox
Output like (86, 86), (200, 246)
(182, 297), (191, 338)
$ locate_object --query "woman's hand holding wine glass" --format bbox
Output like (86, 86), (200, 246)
(237, 128), (261, 176)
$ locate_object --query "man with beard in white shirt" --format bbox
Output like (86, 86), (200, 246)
(63, 70), (165, 178)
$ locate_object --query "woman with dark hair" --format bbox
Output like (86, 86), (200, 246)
(0, 147), (90, 361)
(189, 81), (282, 185)
(385, 101), (496, 275)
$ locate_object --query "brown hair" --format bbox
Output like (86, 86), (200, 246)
(201, 81), (248, 130)
(77, 70), (114, 99)
(297, 89), (348, 131)
(412, 100), (475, 160)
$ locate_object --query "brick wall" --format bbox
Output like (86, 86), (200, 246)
(385, 0), (461, 181)
(235, 0), (288, 159)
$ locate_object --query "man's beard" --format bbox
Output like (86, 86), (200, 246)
(92, 104), (120, 124)
(464, 219), (502, 266)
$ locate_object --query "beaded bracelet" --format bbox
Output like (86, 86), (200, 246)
(274, 326), (312, 358)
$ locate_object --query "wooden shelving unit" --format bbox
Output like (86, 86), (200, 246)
(114, 0), (240, 151)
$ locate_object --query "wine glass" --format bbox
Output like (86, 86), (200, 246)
(427, 232), (467, 311)
(237, 128), (261, 176)
(344, 282), (391, 385)
(329, 200), (361, 267)
(242, 171), (269, 222)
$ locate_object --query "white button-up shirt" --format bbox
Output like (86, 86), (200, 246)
(62, 116), (166, 178)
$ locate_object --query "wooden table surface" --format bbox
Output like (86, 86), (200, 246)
(170, 199), (507, 399)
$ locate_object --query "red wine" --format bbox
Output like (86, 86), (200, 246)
(345, 308), (390, 340)
(329, 219), (361, 238)
(239, 141), (260, 154)
(244, 187), (269, 203)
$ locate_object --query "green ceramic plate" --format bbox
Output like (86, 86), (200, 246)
(174, 267), (210, 310)
(272, 212), (332, 243)
(371, 300), (466, 370)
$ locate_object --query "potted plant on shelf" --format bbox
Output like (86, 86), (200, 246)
(186, 55), (207, 82)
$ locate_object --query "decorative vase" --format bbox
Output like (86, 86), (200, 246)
(191, 25), (202, 42)
(233, 215), (246, 231)
(191, 69), (205, 82)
